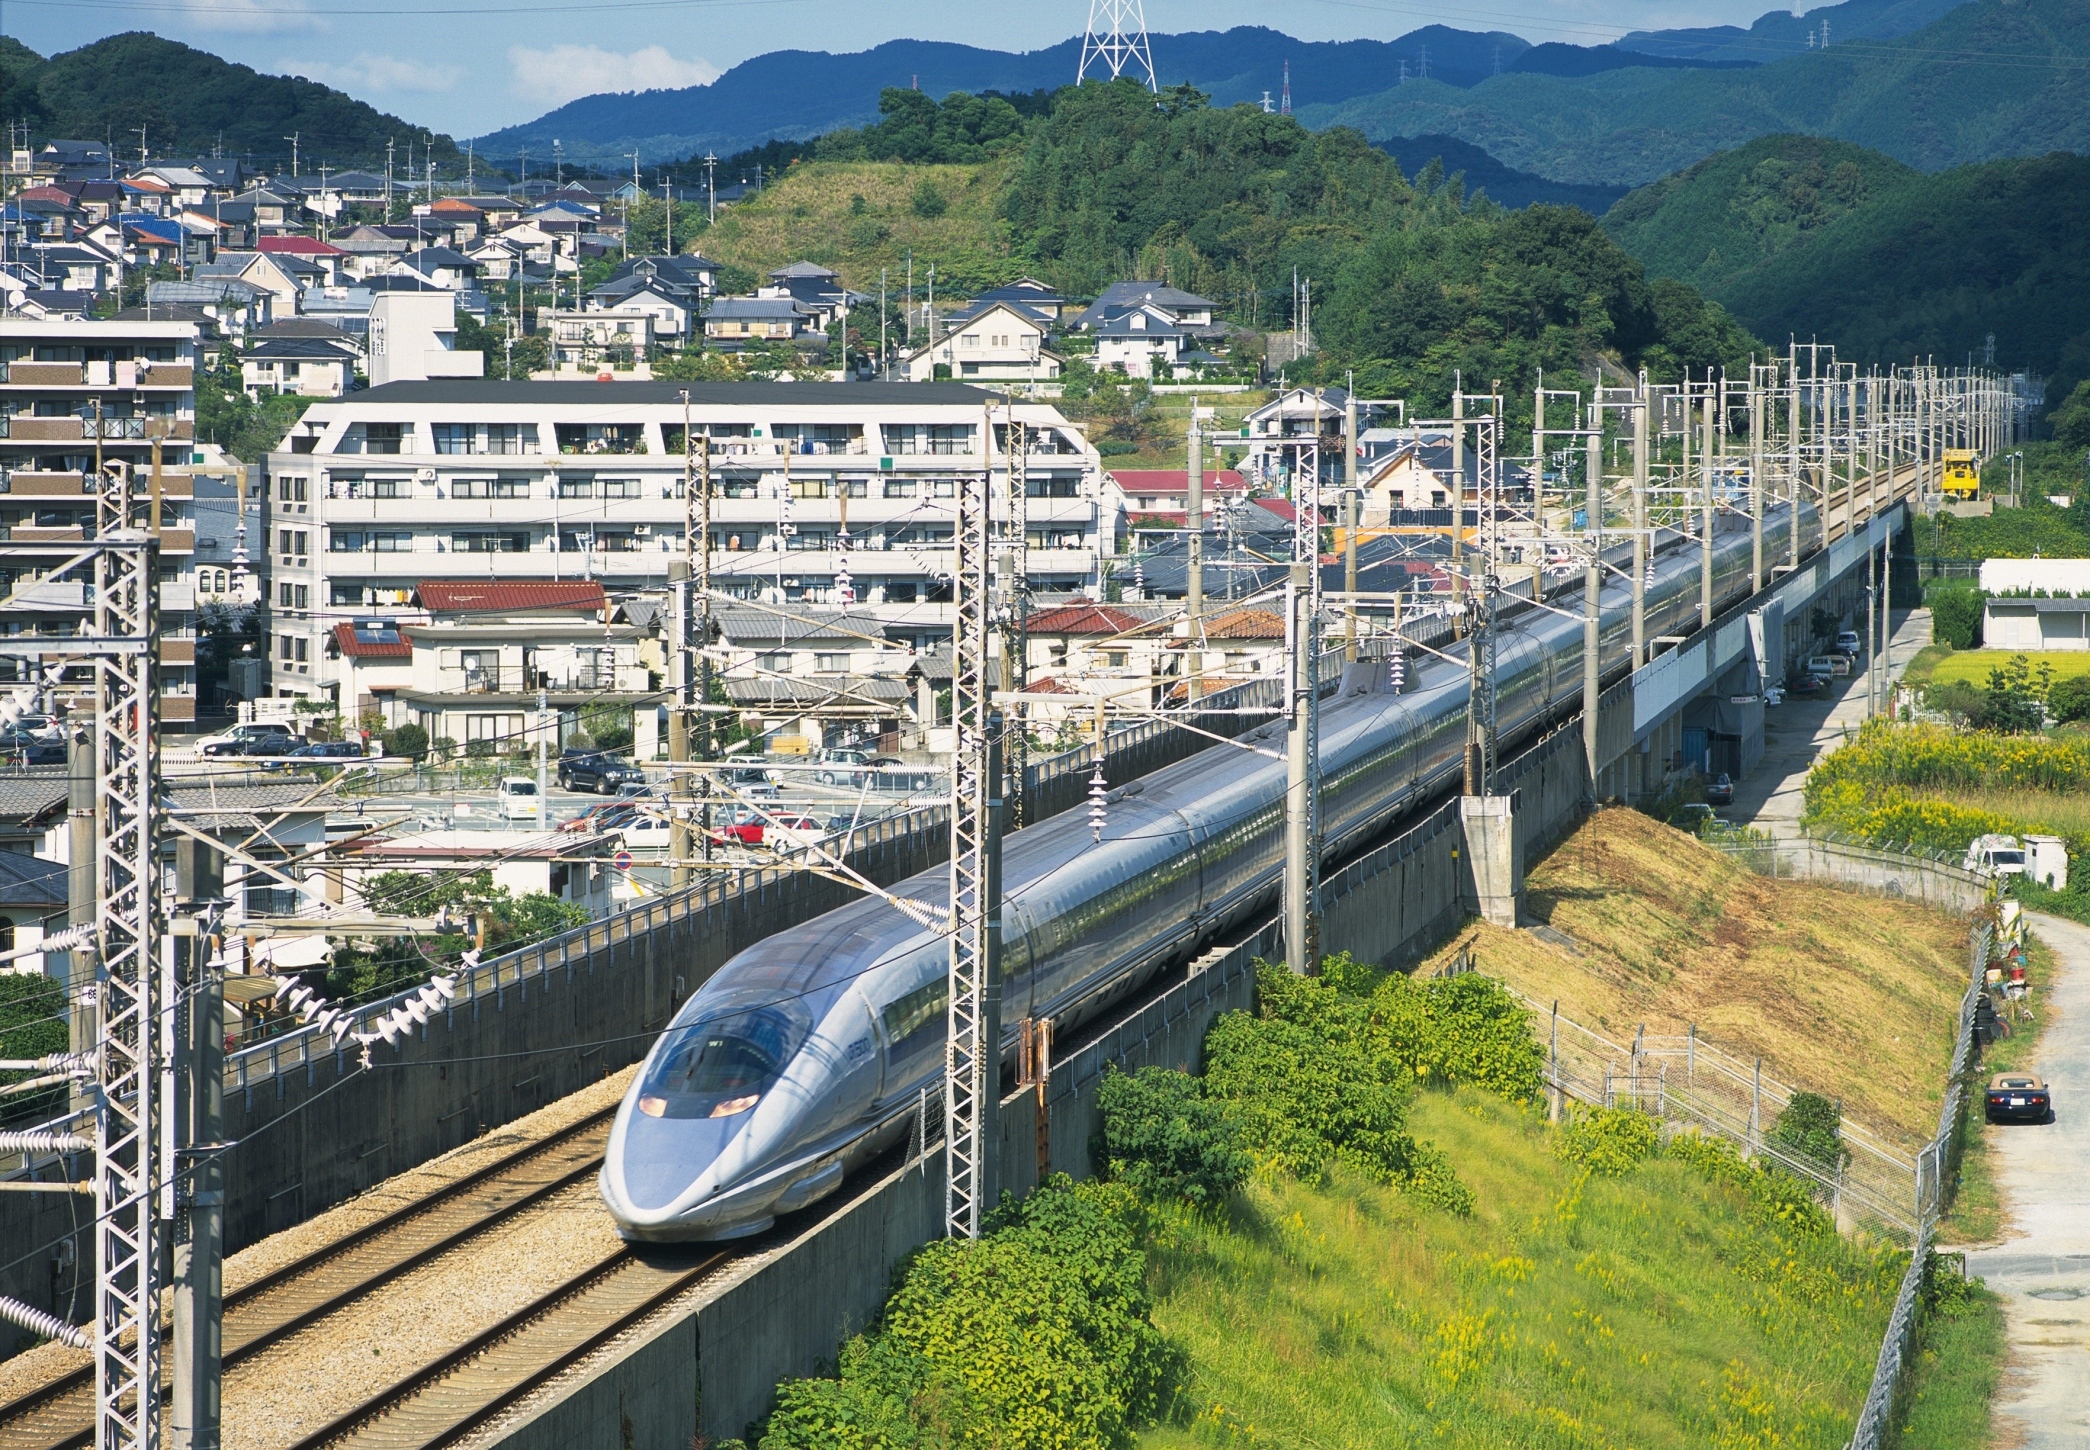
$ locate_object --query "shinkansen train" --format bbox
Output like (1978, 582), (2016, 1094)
(602, 501), (1820, 1239)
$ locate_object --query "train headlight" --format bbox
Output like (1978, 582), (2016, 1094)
(639, 1095), (667, 1117)
(709, 1094), (760, 1118)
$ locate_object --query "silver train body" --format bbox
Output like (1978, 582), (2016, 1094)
(602, 503), (1819, 1239)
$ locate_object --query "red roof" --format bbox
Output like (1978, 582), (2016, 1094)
(415, 580), (607, 614)
(1203, 607), (1286, 640)
(1025, 603), (1148, 636)
(432, 198), (484, 214)
(1252, 497), (1299, 524)
(1108, 469), (1249, 494)
(332, 623), (413, 659)
(258, 236), (346, 256)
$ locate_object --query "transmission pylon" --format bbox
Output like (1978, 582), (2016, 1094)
(1280, 61), (1292, 115)
(945, 417), (1002, 1240)
(1078, 0), (1157, 90)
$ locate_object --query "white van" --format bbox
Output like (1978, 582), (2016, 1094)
(1964, 833), (2026, 878)
(496, 776), (543, 823)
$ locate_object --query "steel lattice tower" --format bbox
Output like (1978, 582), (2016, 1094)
(1078, 0), (1157, 90)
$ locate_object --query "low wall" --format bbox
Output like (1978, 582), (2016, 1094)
(1709, 834), (1992, 915)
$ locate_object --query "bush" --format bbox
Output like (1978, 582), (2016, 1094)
(1094, 1066), (1251, 1208)
(759, 1177), (1180, 1449)
(1555, 1106), (1659, 1176)
(1929, 587), (1985, 649)
(2051, 674), (2090, 723)
(381, 722), (428, 759)
(909, 180), (947, 218)
(463, 738), (496, 758)
(1770, 1091), (1849, 1171)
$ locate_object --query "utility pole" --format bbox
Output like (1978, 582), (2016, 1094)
(704, 151), (718, 225)
(1749, 367), (1764, 593)
(1186, 397), (1203, 686)
(283, 132), (299, 181)
(671, 393), (695, 888)
(1284, 559), (1318, 974)
(999, 400), (1030, 829)
(1700, 372), (1715, 632)
(171, 838), (224, 1450)
(1344, 386), (1359, 664)
(945, 429), (1002, 1239)
(537, 687), (550, 823)
(1632, 374), (1647, 666)
(1583, 397), (1602, 793)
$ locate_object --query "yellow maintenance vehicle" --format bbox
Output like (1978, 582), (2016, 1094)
(1941, 448), (1981, 500)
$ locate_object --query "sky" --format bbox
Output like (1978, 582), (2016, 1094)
(4, 0), (1799, 139)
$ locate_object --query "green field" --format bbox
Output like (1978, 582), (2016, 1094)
(1924, 650), (2090, 687)
(1138, 1088), (1903, 1450)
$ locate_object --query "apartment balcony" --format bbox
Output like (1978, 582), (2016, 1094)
(84, 417), (191, 442)
(137, 366), (194, 389)
(0, 363), (86, 386)
(160, 693), (197, 723)
(6, 418), (84, 442)
(158, 529), (195, 554)
(158, 638), (196, 665)
(0, 472), (93, 496)
(9, 526), (86, 543)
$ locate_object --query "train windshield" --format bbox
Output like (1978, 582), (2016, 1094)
(637, 1000), (812, 1119)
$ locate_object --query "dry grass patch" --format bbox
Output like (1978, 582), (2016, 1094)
(694, 160), (1018, 291)
(1416, 807), (1969, 1146)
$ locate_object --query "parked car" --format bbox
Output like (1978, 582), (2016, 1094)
(1785, 673), (1824, 697)
(709, 805), (765, 846)
(558, 750), (647, 795)
(7, 740), (66, 767)
(237, 734), (299, 757)
(813, 749), (873, 787)
(1964, 833), (2027, 879)
(194, 723), (297, 756)
(1705, 772), (1734, 805)
(767, 812), (826, 851)
(1834, 630), (1865, 659)
(718, 765), (780, 800)
(1985, 1072), (2053, 1123)
(268, 739), (366, 771)
(496, 775), (543, 823)
(1803, 655), (1839, 681)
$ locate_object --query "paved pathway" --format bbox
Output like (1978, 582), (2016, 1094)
(1968, 912), (2090, 1447)
(1730, 607), (1933, 836)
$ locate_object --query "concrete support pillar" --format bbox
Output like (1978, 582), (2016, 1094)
(1460, 794), (1521, 927)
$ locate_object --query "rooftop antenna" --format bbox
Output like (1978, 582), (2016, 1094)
(1280, 60), (1292, 115)
(1078, 0), (1158, 91)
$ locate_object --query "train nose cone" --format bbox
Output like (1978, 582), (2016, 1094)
(617, 1114), (750, 1213)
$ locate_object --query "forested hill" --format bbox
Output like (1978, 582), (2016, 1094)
(695, 83), (1756, 430)
(1312, 0), (2090, 186)
(1379, 136), (1630, 213)
(1603, 136), (2090, 396)
(0, 33), (460, 169)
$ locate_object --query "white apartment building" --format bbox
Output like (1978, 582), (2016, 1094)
(261, 380), (1109, 703)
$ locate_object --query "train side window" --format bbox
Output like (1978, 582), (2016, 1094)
(881, 976), (947, 1065)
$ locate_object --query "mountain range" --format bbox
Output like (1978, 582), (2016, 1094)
(467, 21), (1776, 166)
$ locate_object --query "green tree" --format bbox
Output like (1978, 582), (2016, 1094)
(2049, 674), (2090, 723)
(1094, 1065), (1251, 1208)
(1770, 1091), (1849, 1172)
(1975, 665), (2044, 734)
(2049, 378), (2090, 449)
(1928, 587), (1985, 649)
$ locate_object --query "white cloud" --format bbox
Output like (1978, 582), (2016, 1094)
(507, 44), (721, 108)
(281, 52), (464, 94)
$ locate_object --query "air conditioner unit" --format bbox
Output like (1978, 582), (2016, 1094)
(633, 523), (651, 536)
(415, 467), (437, 483)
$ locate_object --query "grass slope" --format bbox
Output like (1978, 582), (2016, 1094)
(692, 159), (1020, 295)
(1926, 650), (2090, 688)
(1309, 0), (2090, 187)
(1141, 1087), (1899, 1449)
(1417, 808), (1968, 1145)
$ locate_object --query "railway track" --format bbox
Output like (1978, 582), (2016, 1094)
(284, 1247), (728, 1450)
(0, 1107), (619, 1450)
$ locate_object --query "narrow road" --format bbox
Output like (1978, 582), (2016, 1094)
(1966, 911), (2090, 1448)
(1730, 606), (1932, 836)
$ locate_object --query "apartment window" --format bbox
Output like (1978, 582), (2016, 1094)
(789, 477), (828, 500)
(275, 477), (308, 503)
(931, 480), (957, 498)
(368, 478), (404, 499)
(431, 423), (477, 455)
(453, 531), (529, 553)
(557, 478), (595, 500)
(372, 532), (412, 552)
(883, 480), (915, 498)
(330, 530), (366, 552)
(456, 477), (531, 500)
(294, 585), (308, 610)
(490, 477), (530, 499)
(596, 532), (639, 552)
(485, 424), (536, 455)
(279, 636), (293, 661)
(278, 583), (293, 608)
(838, 479), (867, 498)
(755, 652), (791, 673)
(815, 653), (849, 673)
(600, 478), (640, 500)
(294, 637), (309, 663)
(362, 423), (406, 455)
(881, 424), (974, 456)
(1026, 477), (1081, 499)
(278, 529), (307, 557)
(467, 713), (525, 743)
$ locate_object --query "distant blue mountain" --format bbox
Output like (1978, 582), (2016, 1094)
(1616, 0), (1970, 62)
(468, 24), (1755, 167)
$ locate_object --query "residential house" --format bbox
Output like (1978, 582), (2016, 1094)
(0, 849), (68, 975)
(392, 247), (479, 291)
(364, 291), (484, 387)
(903, 299), (1060, 383)
(241, 333), (360, 398)
(1094, 305), (1201, 380)
(330, 830), (616, 919)
(299, 286), (376, 341)
(136, 165), (220, 209)
(330, 224), (414, 279)
(760, 261), (853, 328)
(713, 605), (917, 752)
(1073, 282), (1217, 332)
(19, 244), (119, 295)
(194, 251), (304, 314)
(230, 187), (300, 233)
(539, 309), (656, 378)
(972, 278), (1072, 322)
(144, 278), (272, 337)
(257, 235), (348, 286)
(1242, 385), (1353, 489)
(702, 297), (808, 347)
(1100, 468), (1252, 530)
